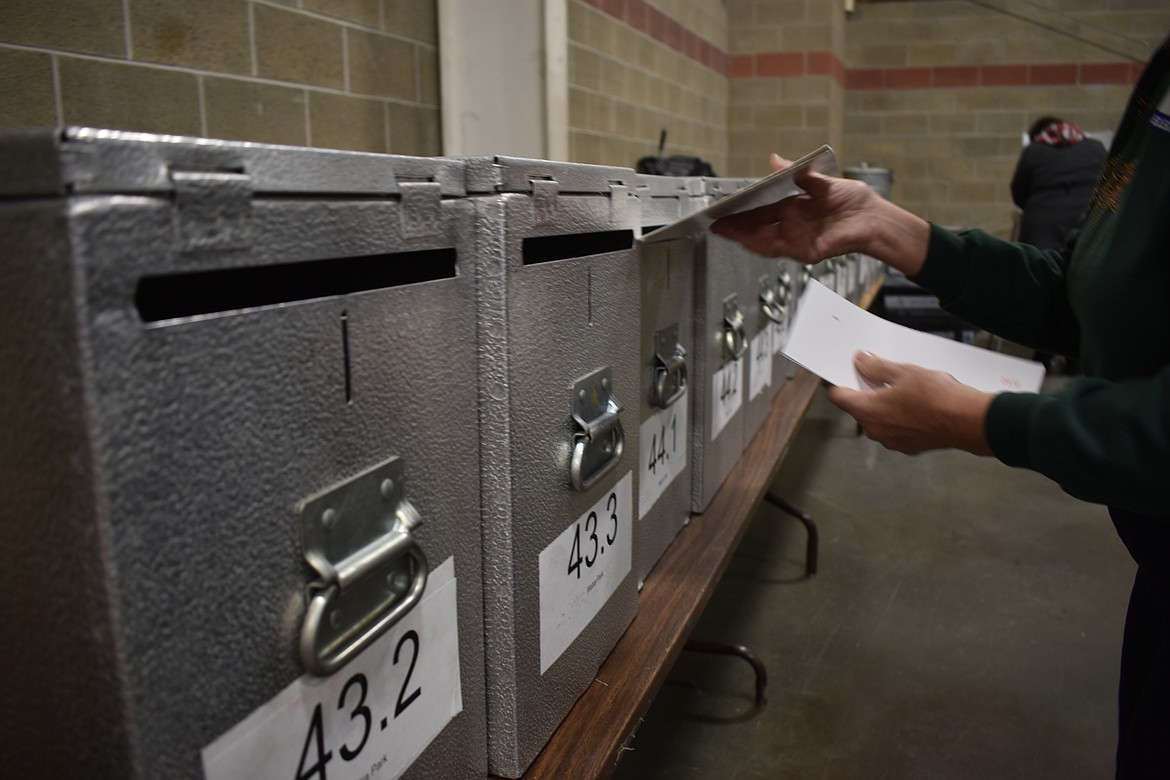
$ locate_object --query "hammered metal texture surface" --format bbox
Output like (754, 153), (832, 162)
(0, 131), (486, 780)
(721, 236), (784, 445)
(690, 230), (755, 513)
(636, 236), (694, 587)
(474, 177), (641, 777)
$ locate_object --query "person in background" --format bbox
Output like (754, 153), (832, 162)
(1011, 116), (1108, 373)
(1011, 115), (1108, 252)
(711, 33), (1169, 780)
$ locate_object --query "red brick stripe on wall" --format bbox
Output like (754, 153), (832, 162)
(581, 0), (1140, 89)
(581, 0), (729, 75)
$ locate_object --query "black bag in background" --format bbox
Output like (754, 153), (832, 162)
(636, 130), (716, 177)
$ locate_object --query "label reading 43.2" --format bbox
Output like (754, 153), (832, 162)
(201, 558), (462, 780)
(538, 471), (633, 674)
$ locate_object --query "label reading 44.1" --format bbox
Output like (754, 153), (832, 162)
(201, 558), (462, 780)
(538, 471), (633, 674)
(638, 391), (688, 520)
(711, 357), (744, 438)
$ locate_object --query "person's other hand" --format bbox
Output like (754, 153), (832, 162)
(710, 153), (879, 263)
(826, 351), (995, 456)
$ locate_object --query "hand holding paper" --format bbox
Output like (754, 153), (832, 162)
(828, 351), (997, 456)
(784, 280), (1045, 394)
(784, 280), (1045, 456)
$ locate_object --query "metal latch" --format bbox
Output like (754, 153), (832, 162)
(531, 177), (559, 225)
(170, 168), (253, 252)
(298, 456), (428, 676)
(652, 323), (687, 409)
(570, 367), (625, 492)
(399, 180), (444, 240)
(722, 296), (747, 361)
(609, 182), (631, 223)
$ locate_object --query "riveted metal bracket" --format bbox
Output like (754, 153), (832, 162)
(298, 456), (428, 676)
(652, 323), (687, 409)
(759, 273), (786, 325)
(722, 295), (747, 361)
(570, 367), (625, 492)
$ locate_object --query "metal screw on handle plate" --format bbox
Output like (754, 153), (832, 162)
(298, 456), (429, 676)
(570, 367), (625, 492)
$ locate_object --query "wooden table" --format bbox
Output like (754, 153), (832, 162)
(512, 278), (884, 780)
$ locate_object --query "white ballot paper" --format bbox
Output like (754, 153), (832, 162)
(784, 280), (1046, 394)
(640, 146), (838, 244)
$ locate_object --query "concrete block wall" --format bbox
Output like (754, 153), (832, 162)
(0, 0), (441, 155)
(842, 0), (1168, 238)
(2, 0), (1165, 239)
(569, 0), (731, 173)
(726, 0), (847, 177)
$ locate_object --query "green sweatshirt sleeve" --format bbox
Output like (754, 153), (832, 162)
(912, 224), (1081, 356)
(986, 369), (1170, 515)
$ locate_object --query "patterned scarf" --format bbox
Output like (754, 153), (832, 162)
(1035, 121), (1086, 146)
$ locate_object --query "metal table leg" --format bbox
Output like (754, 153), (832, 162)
(682, 640), (768, 707)
(764, 492), (818, 578)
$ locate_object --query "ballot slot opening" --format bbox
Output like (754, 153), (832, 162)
(521, 229), (634, 265)
(135, 248), (457, 323)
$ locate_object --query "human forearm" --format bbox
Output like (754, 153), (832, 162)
(859, 196), (930, 277)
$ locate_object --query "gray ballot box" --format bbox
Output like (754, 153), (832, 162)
(0, 128), (487, 780)
(465, 156), (642, 778)
(688, 176), (764, 512)
(634, 174), (704, 588)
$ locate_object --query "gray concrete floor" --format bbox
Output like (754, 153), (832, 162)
(613, 379), (1136, 780)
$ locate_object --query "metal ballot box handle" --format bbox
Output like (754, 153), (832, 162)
(722, 298), (748, 360)
(652, 323), (688, 409)
(760, 270), (792, 326)
(570, 367), (625, 492)
(298, 457), (429, 676)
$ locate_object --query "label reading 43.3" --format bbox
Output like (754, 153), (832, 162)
(538, 471), (633, 674)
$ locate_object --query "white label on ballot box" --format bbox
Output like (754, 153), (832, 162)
(638, 390), (688, 520)
(539, 470), (633, 674)
(711, 357), (744, 438)
(201, 557), (462, 780)
(771, 320), (789, 357)
(749, 329), (773, 401)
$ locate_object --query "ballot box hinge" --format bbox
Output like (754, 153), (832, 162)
(398, 180), (445, 240)
(168, 167), (253, 253)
